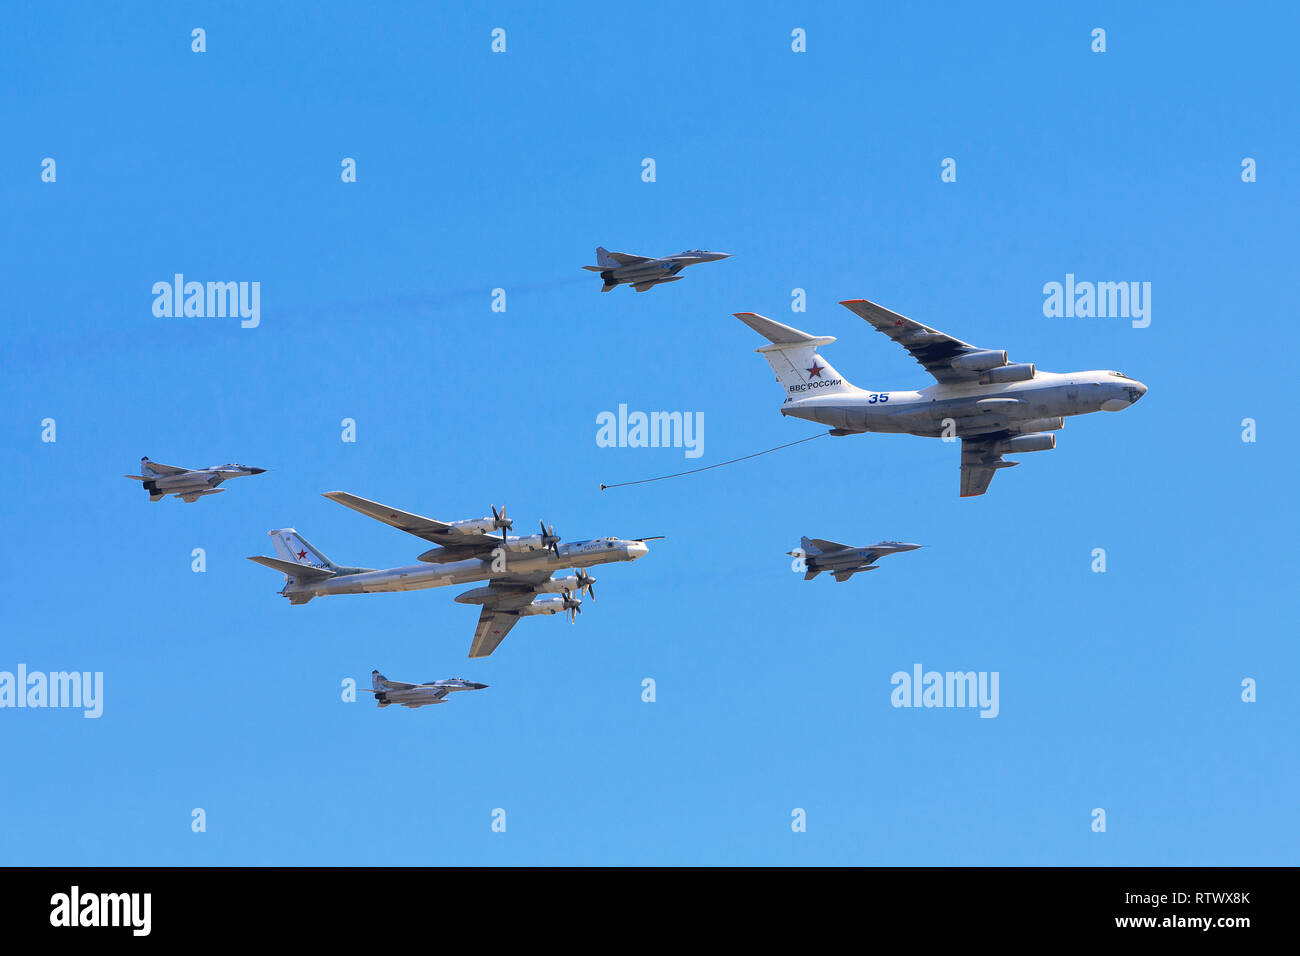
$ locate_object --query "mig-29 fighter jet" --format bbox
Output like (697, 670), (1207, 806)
(362, 671), (488, 709)
(583, 246), (730, 292)
(124, 457), (266, 503)
(791, 537), (922, 582)
(735, 299), (1147, 497)
(248, 493), (659, 658)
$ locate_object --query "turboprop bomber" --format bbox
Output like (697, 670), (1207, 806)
(247, 492), (657, 658)
(583, 246), (730, 292)
(735, 299), (1146, 497)
(124, 457), (266, 502)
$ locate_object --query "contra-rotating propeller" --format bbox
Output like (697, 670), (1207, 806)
(561, 589), (582, 623)
(574, 568), (596, 600)
(491, 504), (513, 542)
(538, 520), (560, 557)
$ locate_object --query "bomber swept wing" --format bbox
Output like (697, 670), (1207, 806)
(839, 299), (1015, 385)
(464, 572), (553, 659)
(452, 570), (593, 659)
(322, 492), (501, 551)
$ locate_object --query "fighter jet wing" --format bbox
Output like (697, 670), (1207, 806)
(322, 492), (498, 547)
(960, 433), (1015, 497)
(140, 460), (189, 476)
(839, 299), (1006, 385)
(807, 538), (853, 553)
(607, 251), (650, 266)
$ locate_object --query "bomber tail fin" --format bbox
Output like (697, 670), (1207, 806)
(268, 529), (340, 571)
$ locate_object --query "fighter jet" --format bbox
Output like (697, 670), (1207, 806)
(735, 299), (1147, 497)
(362, 671), (487, 709)
(124, 457), (266, 503)
(583, 246), (730, 292)
(790, 537), (922, 582)
(248, 493), (659, 658)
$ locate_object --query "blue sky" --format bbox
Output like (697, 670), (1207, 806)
(1, 1), (1296, 865)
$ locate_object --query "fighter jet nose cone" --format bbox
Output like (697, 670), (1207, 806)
(248, 468), (267, 474)
(473, 682), (489, 690)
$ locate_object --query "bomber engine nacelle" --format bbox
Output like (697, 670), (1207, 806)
(951, 349), (1009, 372)
(446, 517), (498, 534)
(519, 594), (581, 617)
(980, 363), (1035, 384)
(539, 576), (580, 594)
(997, 432), (1056, 454)
(453, 587), (498, 605)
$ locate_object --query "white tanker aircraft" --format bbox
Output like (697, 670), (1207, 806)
(248, 492), (658, 658)
(735, 298), (1147, 496)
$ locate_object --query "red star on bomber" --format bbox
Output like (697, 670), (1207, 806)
(297, 549), (308, 559)
(806, 362), (824, 378)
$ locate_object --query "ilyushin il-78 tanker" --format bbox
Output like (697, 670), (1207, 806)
(735, 299), (1146, 497)
(248, 493), (658, 658)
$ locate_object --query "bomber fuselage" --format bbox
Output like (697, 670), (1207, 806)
(282, 537), (647, 600)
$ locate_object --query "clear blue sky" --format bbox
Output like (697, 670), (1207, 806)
(1, 1), (1296, 865)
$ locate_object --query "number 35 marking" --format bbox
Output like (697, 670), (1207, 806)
(866, 393), (890, 404)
